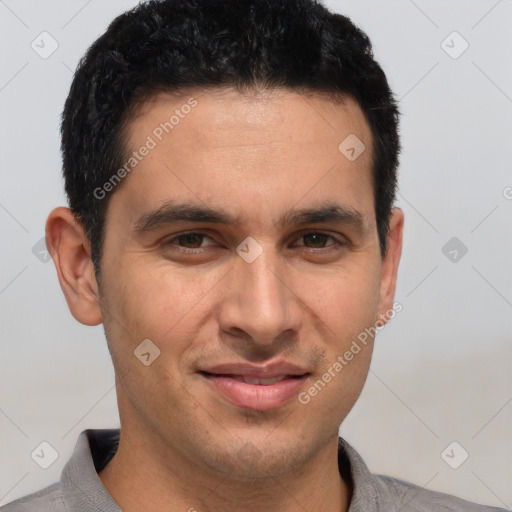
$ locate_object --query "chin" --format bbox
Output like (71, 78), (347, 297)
(195, 432), (311, 479)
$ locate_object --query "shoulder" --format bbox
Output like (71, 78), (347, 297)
(374, 474), (508, 511)
(0, 483), (66, 512)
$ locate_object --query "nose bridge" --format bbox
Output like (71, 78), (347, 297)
(220, 241), (301, 343)
(247, 248), (285, 307)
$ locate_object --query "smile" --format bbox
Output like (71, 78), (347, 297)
(227, 374), (290, 385)
(198, 364), (310, 410)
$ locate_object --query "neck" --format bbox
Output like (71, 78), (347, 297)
(99, 425), (351, 512)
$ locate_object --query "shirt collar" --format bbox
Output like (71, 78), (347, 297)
(60, 429), (121, 512)
(60, 429), (380, 511)
(338, 437), (382, 511)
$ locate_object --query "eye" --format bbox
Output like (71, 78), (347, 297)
(161, 231), (345, 258)
(295, 232), (342, 250)
(163, 232), (214, 251)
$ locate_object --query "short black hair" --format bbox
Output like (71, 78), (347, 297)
(61, 0), (400, 283)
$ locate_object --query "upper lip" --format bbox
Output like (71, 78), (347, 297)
(199, 362), (310, 379)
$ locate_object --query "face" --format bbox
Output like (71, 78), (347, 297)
(61, 88), (403, 478)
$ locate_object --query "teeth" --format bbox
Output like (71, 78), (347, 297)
(241, 375), (288, 385)
(260, 377), (280, 385)
(242, 376), (261, 385)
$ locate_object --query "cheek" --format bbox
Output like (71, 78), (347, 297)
(296, 260), (382, 344)
(100, 264), (222, 405)
(104, 260), (225, 347)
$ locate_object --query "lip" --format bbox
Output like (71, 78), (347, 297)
(199, 362), (310, 411)
(202, 362), (309, 378)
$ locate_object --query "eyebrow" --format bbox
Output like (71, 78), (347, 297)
(131, 200), (368, 236)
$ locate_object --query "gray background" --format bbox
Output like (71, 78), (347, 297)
(0, 0), (511, 508)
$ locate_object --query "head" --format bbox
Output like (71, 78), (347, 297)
(47, 0), (403, 479)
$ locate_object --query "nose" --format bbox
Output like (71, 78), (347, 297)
(217, 243), (303, 352)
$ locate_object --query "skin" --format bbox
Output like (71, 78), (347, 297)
(46, 88), (404, 512)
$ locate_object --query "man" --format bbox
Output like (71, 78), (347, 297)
(2, 0), (505, 511)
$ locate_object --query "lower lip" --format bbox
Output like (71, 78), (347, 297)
(201, 374), (309, 411)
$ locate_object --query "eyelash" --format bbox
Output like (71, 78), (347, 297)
(162, 231), (345, 254)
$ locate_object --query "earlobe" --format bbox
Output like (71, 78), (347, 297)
(45, 207), (103, 326)
(377, 208), (404, 325)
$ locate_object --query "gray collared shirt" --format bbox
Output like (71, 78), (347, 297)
(1, 429), (506, 511)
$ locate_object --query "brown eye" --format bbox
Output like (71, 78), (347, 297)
(163, 232), (213, 251)
(174, 233), (206, 248)
(300, 233), (335, 249)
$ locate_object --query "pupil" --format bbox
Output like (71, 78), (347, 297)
(305, 233), (326, 247)
(181, 234), (202, 248)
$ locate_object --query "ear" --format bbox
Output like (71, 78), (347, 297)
(45, 207), (103, 326)
(376, 208), (404, 326)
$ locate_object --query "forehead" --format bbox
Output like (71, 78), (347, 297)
(109, 87), (375, 230)
(127, 87), (371, 153)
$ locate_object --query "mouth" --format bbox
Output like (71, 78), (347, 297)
(198, 364), (310, 411)
(203, 373), (301, 385)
